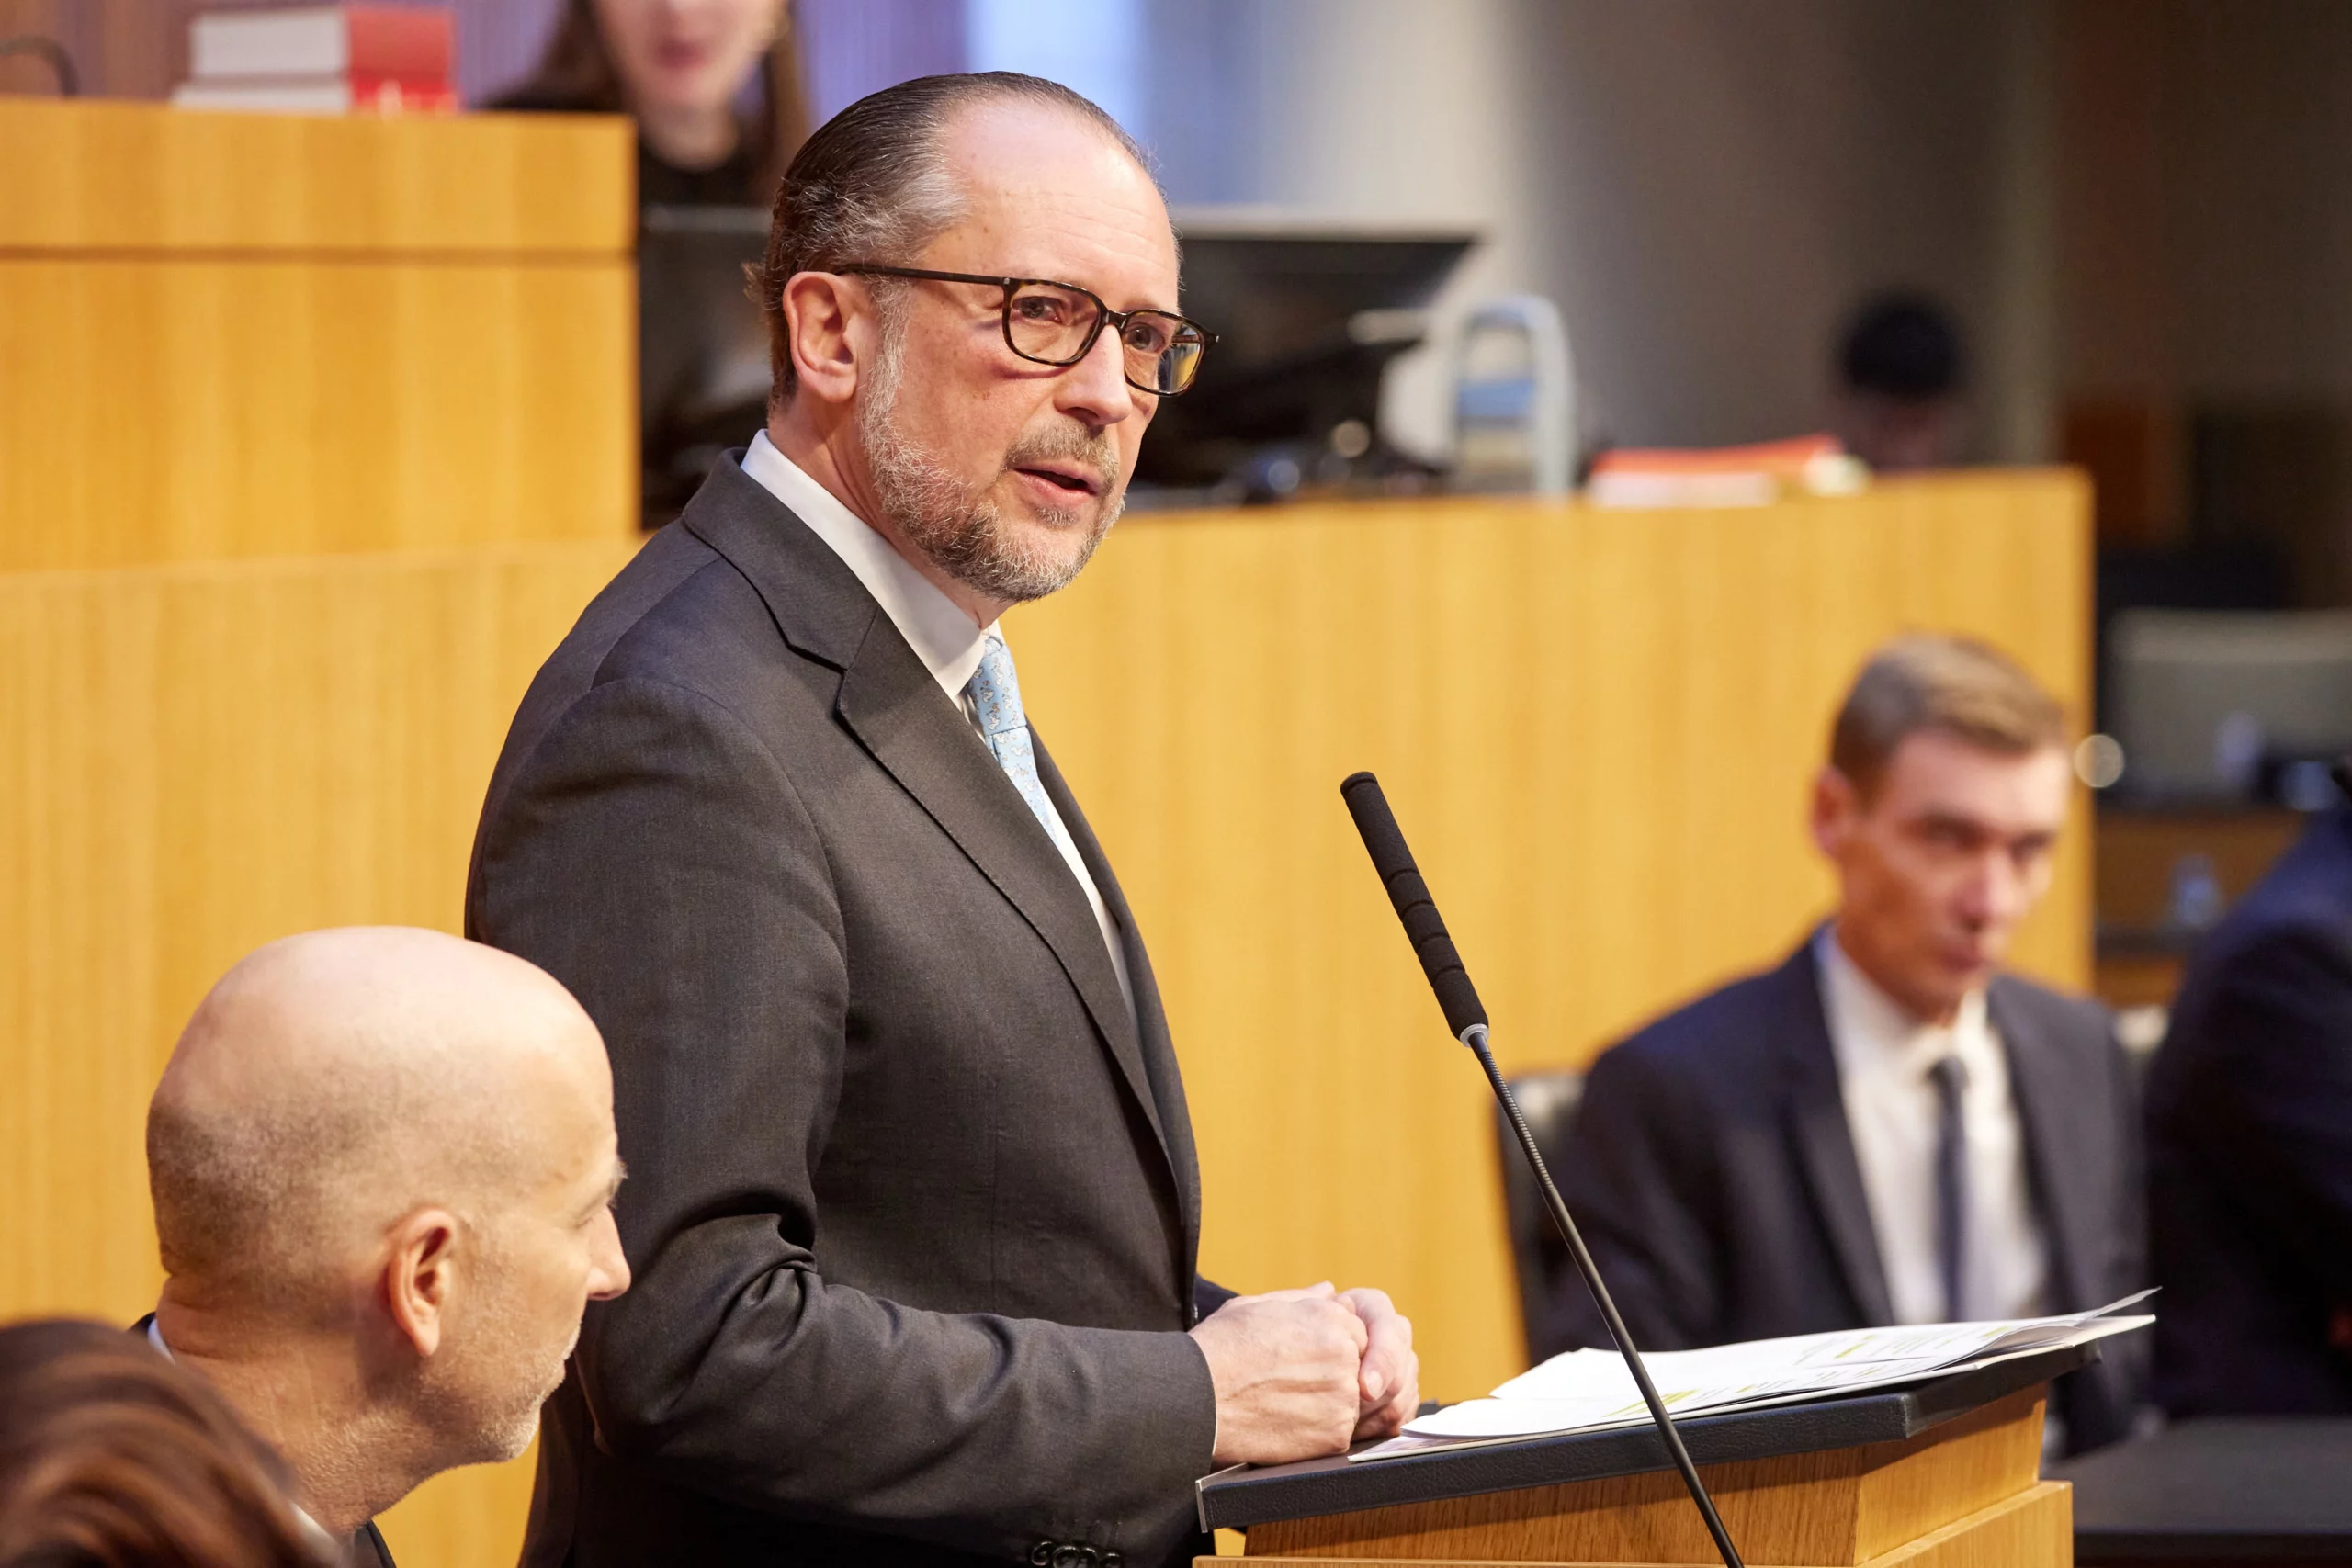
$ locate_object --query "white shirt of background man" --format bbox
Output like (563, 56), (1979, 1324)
(738, 432), (1137, 1027)
(1814, 927), (2050, 1325)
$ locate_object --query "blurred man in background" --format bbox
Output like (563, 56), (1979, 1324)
(142, 929), (631, 1568)
(1832, 293), (1967, 471)
(2148, 772), (2352, 1414)
(1543, 635), (2143, 1453)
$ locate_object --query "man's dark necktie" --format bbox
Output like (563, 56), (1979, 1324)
(1928, 1054), (1971, 1321)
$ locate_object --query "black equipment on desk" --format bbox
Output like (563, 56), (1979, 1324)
(2053, 1416), (2352, 1564)
(1133, 218), (1476, 502)
(1338, 771), (1746, 1568)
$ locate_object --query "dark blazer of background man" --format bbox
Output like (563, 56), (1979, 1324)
(468, 73), (1414, 1568)
(1542, 636), (2143, 1454)
(2149, 796), (2352, 1415)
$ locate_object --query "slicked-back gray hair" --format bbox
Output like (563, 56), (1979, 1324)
(754, 71), (1154, 405)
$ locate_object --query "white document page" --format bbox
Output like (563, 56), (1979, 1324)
(1350, 1293), (2153, 1461)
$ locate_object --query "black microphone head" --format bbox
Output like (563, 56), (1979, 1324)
(1340, 772), (1488, 1038)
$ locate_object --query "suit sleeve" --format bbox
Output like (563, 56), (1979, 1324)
(2188, 924), (2352, 1295)
(470, 676), (1216, 1562)
(1541, 1043), (1722, 1356)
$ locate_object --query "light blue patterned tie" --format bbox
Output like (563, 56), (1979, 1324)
(965, 634), (1084, 867)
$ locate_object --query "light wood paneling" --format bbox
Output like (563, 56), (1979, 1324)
(1216, 1479), (2071, 1566)
(1012, 471), (2093, 1402)
(0, 541), (633, 1568)
(0, 254), (636, 568)
(1248, 1390), (2042, 1564)
(0, 98), (632, 254)
(0, 541), (633, 1321)
(0, 98), (639, 1568)
(0, 100), (637, 570)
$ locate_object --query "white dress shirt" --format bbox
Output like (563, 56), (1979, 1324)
(1814, 928), (2050, 1324)
(738, 432), (1136, 1025)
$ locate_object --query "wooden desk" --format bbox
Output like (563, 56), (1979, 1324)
(0, 99), (637, 568)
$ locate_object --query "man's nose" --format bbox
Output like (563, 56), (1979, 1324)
(1055, 322), (1139, 426)
(1962, 850), (2028, 928)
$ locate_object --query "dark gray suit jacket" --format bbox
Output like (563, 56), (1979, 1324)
(467, 457), (1224, 1566)
(1540, 939), (2146, 1453)
(2149, 806), (2352, 1415)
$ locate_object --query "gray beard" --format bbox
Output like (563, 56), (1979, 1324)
(856, 314), (1125, 605)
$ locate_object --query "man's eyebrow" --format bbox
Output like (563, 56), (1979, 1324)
(582, 1158), (627, 1216)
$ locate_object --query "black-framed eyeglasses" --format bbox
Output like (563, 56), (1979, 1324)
(837, 265), (1216, 396)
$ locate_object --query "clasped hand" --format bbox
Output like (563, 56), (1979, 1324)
(1188, 1282), (1419, 1466)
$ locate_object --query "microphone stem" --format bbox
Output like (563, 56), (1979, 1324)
(1465, 1024), (1746, 1568)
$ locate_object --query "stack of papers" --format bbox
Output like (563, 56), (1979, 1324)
(1353, 1293), (2153, 1461)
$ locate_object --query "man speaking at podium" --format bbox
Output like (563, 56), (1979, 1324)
(468, 73), (1416, 1568)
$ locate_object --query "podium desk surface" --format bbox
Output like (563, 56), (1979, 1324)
(2053, 1417), (2352, 1563)
(1198, 1340), (2095, 1530)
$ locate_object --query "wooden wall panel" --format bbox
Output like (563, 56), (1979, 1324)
(0, 99), (633, 254)
(0, 541), (633, 1568)
(0, 541), (635, 1323)
(1010, 470), (2093, 1405)
(0, 255), (636, 568)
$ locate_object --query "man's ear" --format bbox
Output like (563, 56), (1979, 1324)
(1811, 764), (1860, 861)
(780, 271), (870, 408)
(380, 1208), (462, 1361)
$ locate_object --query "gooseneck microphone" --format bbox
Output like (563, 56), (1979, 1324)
(1339, 772), (1745, 1568)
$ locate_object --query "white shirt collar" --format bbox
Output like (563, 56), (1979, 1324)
(146, 1313), (343, 1551)
(739, 430), (996, 703)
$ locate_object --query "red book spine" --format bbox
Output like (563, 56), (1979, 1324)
(343, 5), (454, 85)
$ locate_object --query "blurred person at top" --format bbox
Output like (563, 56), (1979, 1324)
(1832, 292), (1967, 471)
(498, 1), (813, 525)
(495, 0), (808, 207)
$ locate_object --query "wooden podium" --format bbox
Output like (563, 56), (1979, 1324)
(1197, 1343), (2093, 1567)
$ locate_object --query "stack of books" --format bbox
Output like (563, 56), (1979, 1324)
(173, 4), (456, 115)
(1586, 434), (1870, 508)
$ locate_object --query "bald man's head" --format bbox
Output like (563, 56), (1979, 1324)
(146, 929), (628, 1494)
(150, 929), (601, 1311)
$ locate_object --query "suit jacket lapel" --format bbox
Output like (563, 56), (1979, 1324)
(835, 643), (1170, 1166)
(683, 460), (1175, 1185)
(1777, 941), (1897, 1325)
(1990, 981), (2095, 1314)
(1035, 736), (1195, 1244)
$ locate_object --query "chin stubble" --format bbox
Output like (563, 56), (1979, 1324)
(856, 307), (1125, 605)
